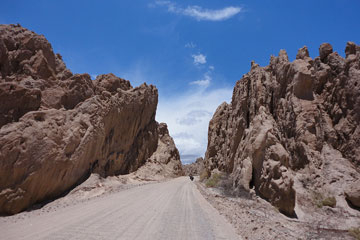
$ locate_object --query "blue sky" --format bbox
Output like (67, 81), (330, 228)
(2, 0), (360, 163)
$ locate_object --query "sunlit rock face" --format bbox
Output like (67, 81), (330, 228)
(0, 24), (182, 215)
(204, 42), (360, 216)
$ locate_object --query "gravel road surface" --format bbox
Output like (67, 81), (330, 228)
(1, 176), (240, 240)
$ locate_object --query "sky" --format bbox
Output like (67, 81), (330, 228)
(1, 0), (360, 164)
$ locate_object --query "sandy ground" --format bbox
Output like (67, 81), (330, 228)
(195, 179), (358, 240)
(0, 176), (240, 240)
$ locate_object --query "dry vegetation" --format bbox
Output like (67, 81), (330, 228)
(312, 192), (337, 208)
(199, 170), (209, 182)
(205, 173), (222, 187)
(349, 227), (360, 240)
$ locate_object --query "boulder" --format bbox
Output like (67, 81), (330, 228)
(345, 181), (360, 208)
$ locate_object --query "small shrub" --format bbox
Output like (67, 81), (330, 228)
(199, 170), (209, 182)
(321, 196), (336, 208)
(349, 227), (360, 240)
(205, 173), (221, 188)
(312, 192), (336, 208)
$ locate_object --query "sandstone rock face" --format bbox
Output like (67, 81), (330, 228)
(0, 24), (182, 215)
(133, 123), (184, 180)
(204, 42), (360, 216)
(183, 157), (205, 176)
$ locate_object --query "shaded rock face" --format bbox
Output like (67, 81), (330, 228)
(0, 24), (182, 214)
(133, 123), (184, 180)
(183, 157), (205, 176)
(204, 42), (360, 216)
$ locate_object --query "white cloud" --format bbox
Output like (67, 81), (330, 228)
(209, 65), (215, 71)
(156, 87), (232, 163)
(154, 1), (242, 21)
(183, 6), (242, 21)
(192, 53), (206, 65)
(190, 73), (211, 88)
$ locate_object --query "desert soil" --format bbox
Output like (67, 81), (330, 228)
(195, 179), (357, 240)
(0, 176), (240, 240)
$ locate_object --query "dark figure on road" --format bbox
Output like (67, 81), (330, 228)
(189, 174), (194, 181)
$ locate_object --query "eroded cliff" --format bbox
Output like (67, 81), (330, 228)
(0, 24), (182, 215)
(204, 42), (360, 216)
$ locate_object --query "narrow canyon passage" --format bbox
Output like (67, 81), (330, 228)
(1, 177), (240, 240)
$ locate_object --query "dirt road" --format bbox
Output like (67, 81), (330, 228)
(1, 177), (240, 240)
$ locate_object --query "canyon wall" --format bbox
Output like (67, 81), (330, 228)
(204, 42), (360, 216)
(0, 24), (182, 215)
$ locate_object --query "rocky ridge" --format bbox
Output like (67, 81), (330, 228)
(204, 42), (360, 217)
(0, 24), (183, 215)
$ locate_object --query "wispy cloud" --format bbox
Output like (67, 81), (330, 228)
(154, 1), (242, 21)
(192, 53), (206, 65)
(190, 73), (211, 88)
(183, 6), (242, 21)
(189, 62), (216, 89)
(185, 42), (196, 48)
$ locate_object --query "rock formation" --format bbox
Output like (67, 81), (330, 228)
(133, 123), (184, 180)
(0, 24), (183, 215)
(204, 42), (360, 216)
(183, 157), (205, 176)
